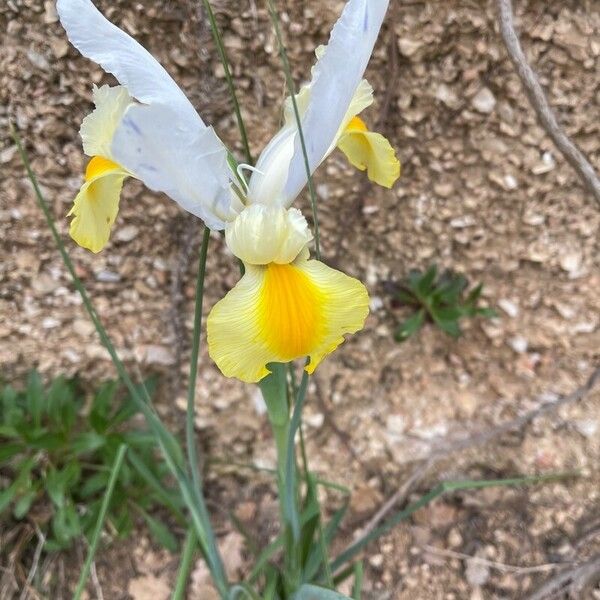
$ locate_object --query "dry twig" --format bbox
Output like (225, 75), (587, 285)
(422, 544), (567, 575)
(496, 0), (600, 204)
(526, 554), (600, 600)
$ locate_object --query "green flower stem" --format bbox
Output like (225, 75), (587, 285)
(12, 126), (229, 599)
(172, 529), (198, 600)
(260, 363), (302, 592)
(186, 227), (211, 495)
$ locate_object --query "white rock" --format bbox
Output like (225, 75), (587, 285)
(398, 38), (423, 57)
(305, 413), (324, 428)
(503, 174), (518, 190)
(466, 557), (490, 587)
(386, 414), (406, 435)
(252, 388), (267, 415)
(559, 251), (582, 274)
(115, 225), (139, 242)
(96, 270), (121, 283)
(369, 296), (384, 311)
(472, 87), (496, 114)
(498, 298), (519, 318)
(42, 317), (60, 329)
(450, 215), (475, 228)
(435, 83), (460, 109)
(508, 336), (528, 353)
(144, 345), (175, 366)
(574, 419), (598, 438)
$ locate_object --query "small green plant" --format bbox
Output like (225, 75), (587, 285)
(0, 372), (184, 552)
(392, 265), (496, 342)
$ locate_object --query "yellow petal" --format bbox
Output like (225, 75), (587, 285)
(207, 257), (369, 383)
(337, 116), (401, 188)
(68, 160), (129, 253)
(80, 84), (133, 159)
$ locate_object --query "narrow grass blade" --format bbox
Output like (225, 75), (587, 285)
(186, 227), (211, 495)
(73, 444), (127, 600)
(330, 472), (577, 572)
(351, 562), (363, 600)
(172, 529), (197, 600)
(265, 0), (321, 259)
(201, 0), (253, 165)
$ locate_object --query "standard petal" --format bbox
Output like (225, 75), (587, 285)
(337, 117), (401, 188)
(111, 103), (234, 230)
(207, 258), (369, 383)
(248, 79), (374, 206)
(225, 205), (313, 265)
(68, 164), (129, 253)
(281, 0), (389, 203)
(80, 84), (132, 158)
(57, 0), (200, 125)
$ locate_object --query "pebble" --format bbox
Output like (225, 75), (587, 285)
(96, 270), (121, 283)
(574, 419), (598, 439)
(143, 345), (175, 366)
(471, 87), (496, 114)
(115, 225), (139, 243)
(498, 298), (519, 318)
(508, 335), (528, 353)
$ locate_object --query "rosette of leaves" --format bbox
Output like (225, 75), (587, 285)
(0, 372), (184, 552)
(393, 265), (496, 342)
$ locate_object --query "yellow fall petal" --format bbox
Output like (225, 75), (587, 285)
(207, 256), (369, 383)
(337, 116), (401, 188)
(68, 157), (129, 253)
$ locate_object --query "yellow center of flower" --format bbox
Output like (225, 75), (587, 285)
(85, 155), (121, 181)
(258, 262), (325, 360)
(345, 115), (368, 133)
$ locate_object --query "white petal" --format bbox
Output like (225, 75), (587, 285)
(247, 126), (296, 205)
(57, 0), (200, 125)
(111, 103), (233, 230)
(282, 0), (389, 203)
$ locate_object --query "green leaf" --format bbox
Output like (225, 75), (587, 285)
(293, 585), (351, 600)
(416, 264), (437, 297)
(13, 488), (37, 519)
(22, 430), (64, 451)
(26, 370), (44, 427)
(351, 562), (364, 600)
(432, 306), (463, 322)
(465, 282), (483, 305)
(395, 309), (425, 342)
(0, 456), (35, 513)
(46, 462), (81, 508)
(0, 442), (24, 462)
(52, 501), (82, 545)
(304, 500), (349, 581)
(89, 380), (119, 433)
(70, 431), (106, 455)
(432, 317), (462, 338)
(141, 510), (178, 552)
(79, 471), (110, 499)
(47, 376), (77, 431)
(300, 473), (321, 568)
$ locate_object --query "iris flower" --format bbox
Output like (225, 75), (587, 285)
(58, 0), (400, 383)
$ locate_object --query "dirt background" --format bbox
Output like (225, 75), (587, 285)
(1, 0), (600, 598)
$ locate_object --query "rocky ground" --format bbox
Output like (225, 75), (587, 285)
(1, 0), (599, 598)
